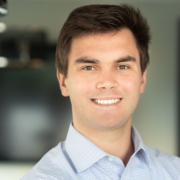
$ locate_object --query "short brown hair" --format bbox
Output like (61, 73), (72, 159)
(55, 4), (151, 77)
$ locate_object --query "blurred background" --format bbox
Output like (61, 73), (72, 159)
(0, 0), (180, 179)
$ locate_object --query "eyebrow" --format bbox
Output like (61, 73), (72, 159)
(114, 56), (136, 63)
(75, 57), (99, 64)
(74, 56), (136, 64)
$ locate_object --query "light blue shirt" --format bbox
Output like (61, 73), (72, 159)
(21, 124), (180, 180)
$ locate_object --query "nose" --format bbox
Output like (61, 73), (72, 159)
(96, 70), (118, 90)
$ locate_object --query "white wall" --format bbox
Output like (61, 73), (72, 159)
(1, 1), (180, 179)
(132, 3), (180, 156)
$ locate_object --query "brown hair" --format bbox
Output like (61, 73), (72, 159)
(55, 4), (151, 77)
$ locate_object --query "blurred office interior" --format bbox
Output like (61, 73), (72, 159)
(0, 0), (180, 179)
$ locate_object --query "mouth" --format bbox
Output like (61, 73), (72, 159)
(92, 98), (122, 105)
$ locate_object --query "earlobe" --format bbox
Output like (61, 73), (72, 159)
(56, 69), (69, 97)
(140, 69), (147, 94)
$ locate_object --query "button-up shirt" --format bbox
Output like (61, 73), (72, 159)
(21, 124), (180, 180)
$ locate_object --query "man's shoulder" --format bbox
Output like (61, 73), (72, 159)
(21, 142), (77, 180)
(145, 145), (180, 172)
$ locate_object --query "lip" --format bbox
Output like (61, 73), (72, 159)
(91, 97), (122, 100)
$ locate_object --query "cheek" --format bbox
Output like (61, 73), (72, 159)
(67, 76), (92, 98)
(122, 75), (141, 109)
(121, 75), (140, 93)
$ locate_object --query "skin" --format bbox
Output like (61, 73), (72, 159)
(57, 28), (147, 166)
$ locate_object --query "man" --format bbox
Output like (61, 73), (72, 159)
(22, 4), (180, 180)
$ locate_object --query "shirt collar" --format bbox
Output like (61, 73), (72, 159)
(131, 125), (152, 167)
(65, 123), (108, 173)
(65, 123), (151, 173)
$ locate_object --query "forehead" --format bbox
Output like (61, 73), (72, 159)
(68, 29), (140, 63)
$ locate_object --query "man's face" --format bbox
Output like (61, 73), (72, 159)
(57, 28), (146, 131)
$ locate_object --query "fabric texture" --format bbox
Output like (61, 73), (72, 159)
(21, 124), (180, 180)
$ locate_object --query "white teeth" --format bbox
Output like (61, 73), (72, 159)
(93, 99), (121, 105)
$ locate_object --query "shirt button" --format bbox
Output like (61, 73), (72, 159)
(108, 157), (113, 161)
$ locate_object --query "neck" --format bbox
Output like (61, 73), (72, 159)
(73, 120), (134, 166)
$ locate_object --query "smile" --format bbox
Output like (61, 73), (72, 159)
(93, 98), (121, 105)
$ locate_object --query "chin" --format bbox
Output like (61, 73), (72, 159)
(94, 117), (126, 131)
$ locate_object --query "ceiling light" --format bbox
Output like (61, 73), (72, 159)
(0, 22), (6, 32)
(0, 56), (8, 67)
(0, 0), (8, 16)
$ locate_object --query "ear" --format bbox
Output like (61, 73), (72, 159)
(56, 69), (69, 97)
(140, 69), (147, 94)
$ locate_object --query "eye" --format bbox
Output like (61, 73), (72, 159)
(117, 65), (128, 70)
(83, 66), (94, 70)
